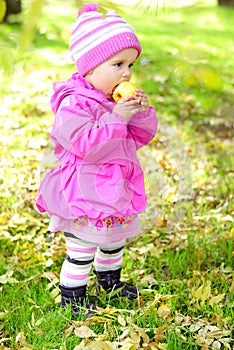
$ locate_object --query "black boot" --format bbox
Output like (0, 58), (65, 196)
(59, 285), (96, 318)
(95, 268), (139, 300)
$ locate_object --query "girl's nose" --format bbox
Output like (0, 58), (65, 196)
(122, 67), (131, 79)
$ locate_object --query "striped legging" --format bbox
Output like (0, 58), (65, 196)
(60, 232), (126, 288)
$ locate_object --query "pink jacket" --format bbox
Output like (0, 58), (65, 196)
(36, 73), (158, 220)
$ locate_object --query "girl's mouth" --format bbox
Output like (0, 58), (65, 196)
(112, 84), (119, 94)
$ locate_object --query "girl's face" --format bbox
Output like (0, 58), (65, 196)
(85, 48), (138, 100)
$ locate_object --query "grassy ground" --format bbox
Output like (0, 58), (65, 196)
(0, 1), (233, 349)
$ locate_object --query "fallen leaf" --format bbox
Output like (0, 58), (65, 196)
(85, 341), (113, 350)
(0, 312), (9, 320)
(157, 304), (171, 319)
(206, 329), (231, 339)
(0, 270), (18, 284)
(132, 323), (150, 344)
(73, 340), (88, 350)
(211, 340), (221, 349)
(41, 271), (59, 281)
(117, 337), (135, 350)
(119, 328), (130, 340)
(157, 343), (168, 350)
(209, 293), (225, 307)
(118, 315), (126, 327)
(74, 325), (97, 338)
(201, 282), (211, 303)
(64, 325), (74, 339)
(50, 287), (60, 300)
(154, 325), (168, 342)
(15, 332), (34, 349)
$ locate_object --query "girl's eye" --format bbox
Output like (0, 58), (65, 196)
(113, 62), (134, 68)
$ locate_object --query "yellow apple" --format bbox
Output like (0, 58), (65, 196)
(113, 81), (137, 102)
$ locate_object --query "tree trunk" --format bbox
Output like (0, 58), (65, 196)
(3, 0), (22, 22)
(218, 0), (234, 6)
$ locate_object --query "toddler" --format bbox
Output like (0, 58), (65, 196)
(36, 3), (158, 316)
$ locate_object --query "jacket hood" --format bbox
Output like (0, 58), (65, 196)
(51, 73), (108, 114)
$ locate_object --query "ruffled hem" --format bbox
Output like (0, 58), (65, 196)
(48, 214), (141, 244)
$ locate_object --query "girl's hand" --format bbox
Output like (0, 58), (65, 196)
(133, 88), (149, 111)
(113, 88), (149, 122)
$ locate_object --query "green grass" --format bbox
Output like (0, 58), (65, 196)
(0, 0), (233, 349)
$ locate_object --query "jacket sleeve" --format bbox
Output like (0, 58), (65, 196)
(50, 95), (128, 162)
(127, 106), (158, 149)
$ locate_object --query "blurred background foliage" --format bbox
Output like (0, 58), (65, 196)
(1, 0), (233, 97)
(0, 0), (233, 93)
(1, 0), (234, 47)
(1, 0), (234, 24)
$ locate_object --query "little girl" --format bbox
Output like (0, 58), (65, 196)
(36, 3), (158, 316)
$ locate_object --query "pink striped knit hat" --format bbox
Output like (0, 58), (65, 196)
(69, 3), (142, 76)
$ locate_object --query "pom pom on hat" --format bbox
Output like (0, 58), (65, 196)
(78, 3), (99, 16)
(70, 3), (142, 76)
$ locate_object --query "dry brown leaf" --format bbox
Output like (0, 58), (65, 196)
(131, 323), (150, 344)
(118, 315), (126, 327)
(229, 280), (234, 293)
(154, 325), (168, 342)
(64, 325), (74, 339)
(211, 340), (221, 349)
(15, 332), (34, 349)
(74, 325), (97, 338)
(0, 270), (18, 284)
(157, 303), (171, 319)
(73, 340), (88, 350)
(116, 337), (135, 350)
(41, 271), (59, 281)
(84, 341), (113, 350)
(119, 328), (130, 340)
(157, 343), (168, 350)
(206, 329), (231, 339)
